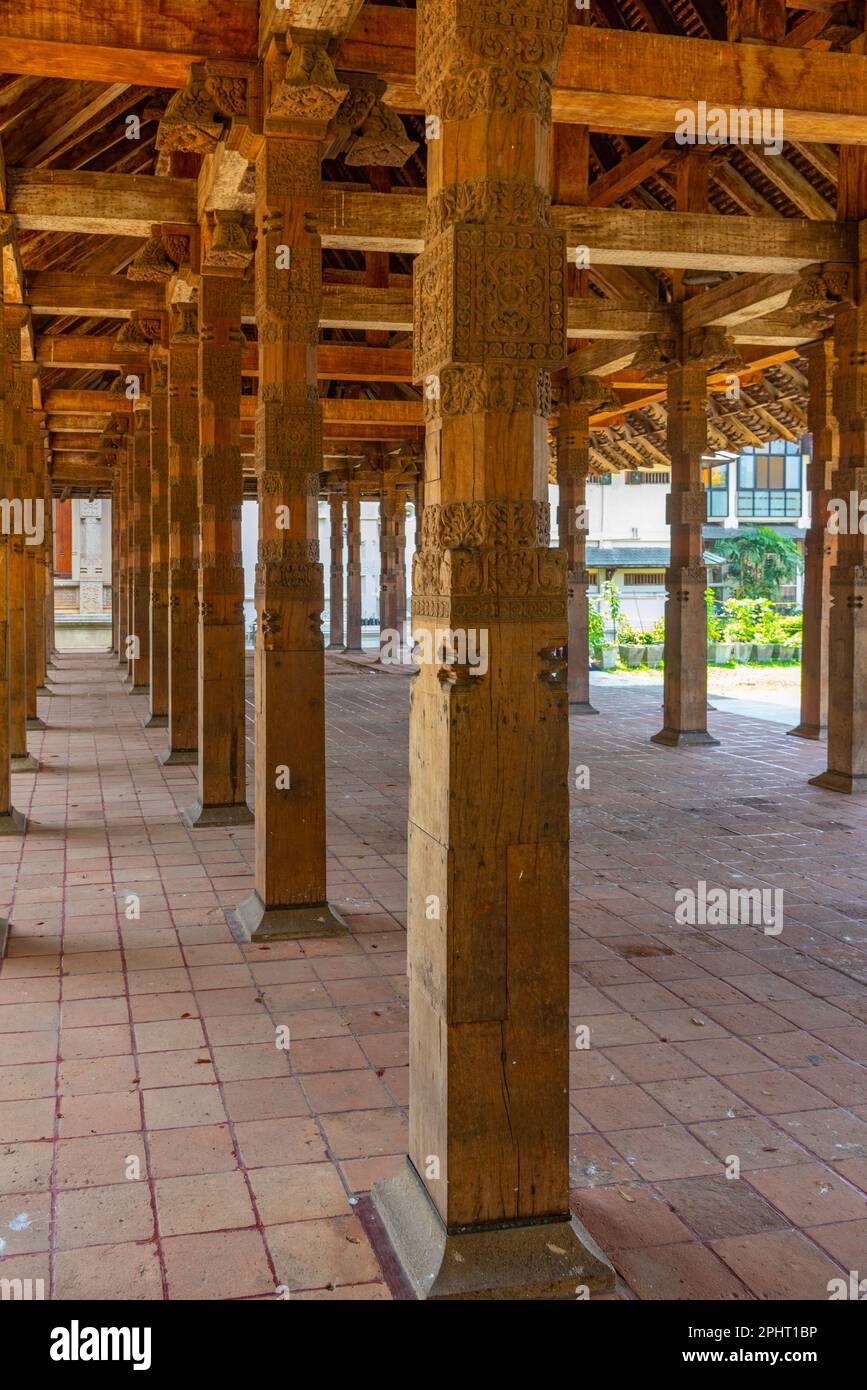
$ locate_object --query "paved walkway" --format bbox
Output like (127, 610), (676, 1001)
(0, 652), (864, 1300)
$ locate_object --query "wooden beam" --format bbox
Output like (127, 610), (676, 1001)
(587, 137), (678, 207)
(681, 272), (813, 331)
(35, 335), (414, 381)
(8, 169), (195, 236)
(563, 207), (854, 273)
(346, 9), (867, 143)
(0, 0), (259, 88)
(12, 173), (857, 278)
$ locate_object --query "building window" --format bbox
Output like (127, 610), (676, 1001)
(737, 441), (802, 519)
(703, 462), (729, 519)
(588, 473), (612, 485)
(624, 572), (665, 587)
(625, 471), (670, 485)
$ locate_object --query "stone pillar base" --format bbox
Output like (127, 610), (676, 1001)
(652, 728), (720, 749)
(158, 748), (197, 766)
(788, 722), (826, 741)
(372, 1162), (614, 1301)
(26, 717), (46, 731)
(11, 755), (39, 774)
(569, 701), (599, 716)
(234, 892), (348, 943)
(0, 808), (27, 835)
(325, 642), (345, 652)
(809, 770), (867, 794)
(144, 714), (168, 728)
(182, 800), (254, 829)
(0, 918), (8, 959)
(36, 686), (52, 697)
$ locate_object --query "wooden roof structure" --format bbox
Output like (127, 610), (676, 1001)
(1, 1), (864, 493)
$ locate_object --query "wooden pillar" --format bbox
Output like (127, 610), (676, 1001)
(23, 404), (45, 730)
(29, 421), (47, 697)
(147, 355), (169, 727)
(652, 343), (721, 749)
(111, 486), (119, 653)
(557, 378), (602, 714)
(371, 0), (612, 1298)
(128, 402), (151, 692)
(0, 228), (26, 840)
(810, 147), (867, 791)
(184, 270), (252, 827)
(790, 340), (836, 741)
(236, 31), (347, 941)
(326, 492), (345, 650)
(395, 492), (407, 645)
(9, 354), (36, 773)
(378, 479), (398, 658)
(124, 434), (135, 683)
(116, 433), (130, 666)
(811, 297), (867, 791)
(344, 480), (363, 653)
(36, 442), (50, 694)
(161, 301), (199, 765)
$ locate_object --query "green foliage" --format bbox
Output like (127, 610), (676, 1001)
(706, 587), (724, 643)
(713, 526), (802, 601)
(588, 605), (605, 654)
(721, 597), (793, 644)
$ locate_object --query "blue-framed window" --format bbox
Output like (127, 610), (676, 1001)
(703, 462), (729, 519)
(737, 441), (803, 519)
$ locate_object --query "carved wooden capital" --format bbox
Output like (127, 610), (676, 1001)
(157, 64), (225, 154)
(267, 31), (349, 129)
(345, 95), (418, 169)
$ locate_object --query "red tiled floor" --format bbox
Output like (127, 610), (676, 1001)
(1, 652), (866, 1300)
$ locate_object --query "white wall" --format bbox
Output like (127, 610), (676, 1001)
(241, 497), (418, 644)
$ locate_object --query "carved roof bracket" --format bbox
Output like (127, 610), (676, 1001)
(156, 63), (227, 155)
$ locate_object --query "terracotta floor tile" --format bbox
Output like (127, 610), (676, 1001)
(301, 1069), (392, 1114)
(711, 1230), (846, 1300)
(55, 1181), (155, 1250)
(643, 1076), (750, 1124)
(162, 1228), (274, 1300)
(571, 1185), (693, 1251)
(687, 1117), (807, 1170)
(573, 1085), (671, 1133)
(55, 1131), (145, 1188)
(0, 1190), (52, 1255)
(0, 1141), (53, 1196)
(805, 1218), (867, 1269)
(655, 1175), (787, 1241)
(601, 1044), (702, 1084)
(607, 1126), (720, 1182)
(266, 1214), (381, 1291)
(614, 1242), (750, 1300)
(147, 1124), (237, 1178)
(234, 1117), (328, 1170)
(746, 1162), (867, 1227)
(0, 1097), (56, 1142)
(221, 1078), (309, 1123)
(250, 1162), (350, 1224)
(319, 1109), (408, 1161)
(54, 1240), (164, 1300)
(155, 1169), (255, 1236)
(143, 1084), (227, 1130)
